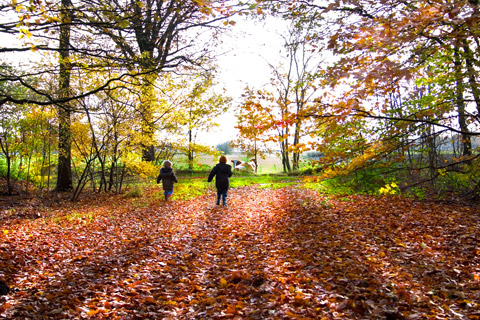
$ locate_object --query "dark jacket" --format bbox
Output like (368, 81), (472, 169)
(208, 163), (233, 191)
(156, 167), (178, 191)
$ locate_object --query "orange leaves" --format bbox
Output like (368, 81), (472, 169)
(143, 296), (157, 304)
(85, 307), (108, 316)
(1, 186), (479, 318)
(219, 277), (228, 288)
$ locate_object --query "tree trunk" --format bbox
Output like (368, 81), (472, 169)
(254, 138), (258, 173)
(108, 158), (116, 192)
(56, 0), (73, 191)
(462, 39), (480, 114)
(140, 73), (157, 162)
(280, 139), (291, 173)
(0, 138), (12, 195)
(26, 155), (32, 193)
(454, 44), (472, 158)
(108, 122), (119, 192)
(188, 128), (194, 170)
(293, 121), (301, 171)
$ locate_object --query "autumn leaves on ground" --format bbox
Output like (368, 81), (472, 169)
(1, 184), (479, 319)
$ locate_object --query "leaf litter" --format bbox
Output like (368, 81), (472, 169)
(0, 186), (479, 319)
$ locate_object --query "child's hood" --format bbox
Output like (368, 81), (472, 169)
(160, 167), (174, 176)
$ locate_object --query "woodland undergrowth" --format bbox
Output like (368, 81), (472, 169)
(0, 186), (479, 319)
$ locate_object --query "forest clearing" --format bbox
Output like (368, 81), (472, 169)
(1, 183), (479, 319)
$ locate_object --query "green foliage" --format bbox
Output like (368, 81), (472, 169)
(304, 165), (404, 197)
(174, 178), (212, 200)
(303, 178), (357, 196)
(406, 186), (427, 200)
(434, 167), (480, 199)
(297, 160), (319, 175)
(258, 182), (296, 190)
(124, 187), (143, 198)
(0, 159), (17, 180)
(349, 167), (387, 194)
(286, 160), (321, 176)
(0, 158), (32, 182)
(175, 162), (212, 176)
(303, 167), (386, 196)
(216, 141), (232, 155)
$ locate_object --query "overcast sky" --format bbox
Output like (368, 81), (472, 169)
(201, 16), (287, 146)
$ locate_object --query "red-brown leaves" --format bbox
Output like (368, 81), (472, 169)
(0, 187), (479, 318)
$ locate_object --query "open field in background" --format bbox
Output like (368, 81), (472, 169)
(192, 153), (315, 174)
(196, 154), (283, 173)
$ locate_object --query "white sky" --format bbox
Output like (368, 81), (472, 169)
(201, 16), (287, 147)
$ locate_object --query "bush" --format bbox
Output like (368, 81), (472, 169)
(434, 168), (480, 198)
(0, 158), (29, 181)
(124, 187), (143, 198)
(175, 163), (212, 176)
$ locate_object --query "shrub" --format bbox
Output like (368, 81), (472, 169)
(124, 187), (143, 198)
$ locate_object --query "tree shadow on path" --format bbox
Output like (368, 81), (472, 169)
(1, 187), (479, 319)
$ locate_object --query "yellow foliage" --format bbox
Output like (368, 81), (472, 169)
(379, 182), (399, 195)
(123, 153), (158, 178)
(319, 140), (396, 181)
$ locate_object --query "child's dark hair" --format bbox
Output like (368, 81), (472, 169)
(219, 155), (227, 163)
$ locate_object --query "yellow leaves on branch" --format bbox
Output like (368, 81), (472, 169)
(223, 20), (236, 26)
(289, 143), (309, 153)
(193, 0), (217, 16)
(18, 26), (32, 39)
(193, 0), (210, 6)
(379, 182), (399, 195)
(123, 153), (158, 178)
(320, 141), (396, 180)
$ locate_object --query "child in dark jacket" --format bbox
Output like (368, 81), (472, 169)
(208, 155), (233, 206)
(156, 160), (178, 200)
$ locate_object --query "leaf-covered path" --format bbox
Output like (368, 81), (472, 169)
(1, 186), (479, 319)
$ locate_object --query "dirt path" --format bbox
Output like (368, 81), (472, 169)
(1, 186), (479, 319)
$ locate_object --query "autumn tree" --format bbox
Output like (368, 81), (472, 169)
(0, 0), (243, 197)
(76, 0), (237, 162)
(261, 0), (480, 193)
(236, 20), (319, 172)
(0, 66), (48, 194)
(176, 72), (231, 170)
(280, 21), (322, 170)
(0, 1), (131, 192)
(233, 99), (273, 172)
(0, 104), (21, 195)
